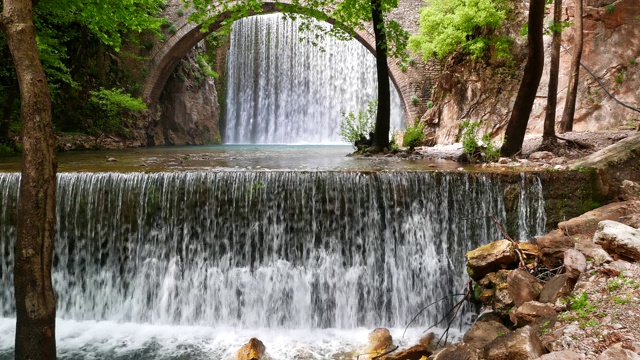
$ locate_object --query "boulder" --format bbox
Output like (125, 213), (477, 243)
(535, 350), (586, 360)
(366, 328), (394, 357)
(478, 270), (514, 319)
(618, 180), (640, 201)
(539, 274), (577, 304)
(466, 240), (517, 281)
(558, 200), (640, 236)
(509, 301), (556, 327)
(431, 343), (482, 360)
(574, 242), (613, 265)
(594, 220), (640, 261)
(563, 249), (587, 280)
(378, 344), (432, 360)
(596, 343), (640, 360)
(507, 269), (543, 307)
(529, 151), (554, 161)
(602, 260), (633, 277)
(463, 317), (510, 349)
(518, 242), (540, 269)
(236, 338), (266, 360)
(484, 325), (546, 360)
(534, 231), (575, 269)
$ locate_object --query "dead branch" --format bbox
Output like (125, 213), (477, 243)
(402, 293), (466, 338)
(488, 214), (527, 270)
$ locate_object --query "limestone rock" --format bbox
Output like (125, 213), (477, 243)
(464, 316), (510, 349)
(601, 259), (633, 277)
(594, 220), (640, 261)
(378, 344), (432, 360)
(509, 301), (556, 327)
(517, 242), (540, 270)
(507, 269), (543, 307)
(563, 249), (587, 280)
(539, 274), (576, 304)
(534, 231), (575, 269)
(529, 151), (554, 161)
(484, 325), (546, 360)
(366, 328), (394, 357)
(236, 338), (266, 360)
(619, 180), (640, 201)
(558, 201), (640, 236)
(466, 240), (517, 281)
(477, 270), (514, 319)
(596, 343), (640, 360)
(535, 350), (585, 360)
(574, 242), (613, 266)
(431, 343), (481, 360)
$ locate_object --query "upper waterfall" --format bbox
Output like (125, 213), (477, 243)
(223, 14), (405, 144)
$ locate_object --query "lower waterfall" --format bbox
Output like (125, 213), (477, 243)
(223, 14), (405, 144)
(0, 171), (545, 358)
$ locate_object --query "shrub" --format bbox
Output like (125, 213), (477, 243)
(88, 88), (147, 138)
(403, 121), (425, 150)
(409, 0), (511, 60)
(459, 119), (500, 162)
(339, 100), (377, 146)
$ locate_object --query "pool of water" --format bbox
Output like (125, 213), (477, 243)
(0, 145), (461, 173)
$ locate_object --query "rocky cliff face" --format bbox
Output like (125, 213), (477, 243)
(427, 0), (640, 144)
(148, 45), (221, 146)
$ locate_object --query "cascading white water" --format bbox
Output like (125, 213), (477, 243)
(0, 171), (545, 358)
(224, 14), (405, 144)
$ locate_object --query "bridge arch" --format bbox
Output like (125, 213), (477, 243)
(142, 2), (417, 122)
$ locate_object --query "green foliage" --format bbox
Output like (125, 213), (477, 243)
(615, 71), (625, 84)
(411, 94), (420, 105)
(458, 119), (500, 162)
(409, 0), (511, 60)
(403, 121), (425, 149)
(606, 4), (615, 14)
(88, 88), (147, 137)
(339, 100), (377, 146)
(37, 0), (166, 52)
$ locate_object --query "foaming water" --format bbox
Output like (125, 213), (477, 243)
(0, 318), (456, 359)
(224, 14), (404, 144)
(0, 171), (544, 358)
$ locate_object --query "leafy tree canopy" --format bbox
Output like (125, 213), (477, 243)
(408, 0), (510, 60)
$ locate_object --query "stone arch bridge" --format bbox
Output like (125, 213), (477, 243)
(142, 0), (437, 123)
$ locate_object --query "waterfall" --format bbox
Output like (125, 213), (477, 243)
(0, 171), (545, 331)
(223, 14), (405, 144)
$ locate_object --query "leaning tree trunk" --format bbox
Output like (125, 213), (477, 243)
(542, 0), (563, 148)
(0, 0), (58, 359)
(560, 0), (583, 133)
(500, 0), (545, 157)
(371, 0), (391, 150)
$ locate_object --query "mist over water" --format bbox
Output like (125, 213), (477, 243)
(224, 14), (405, 144)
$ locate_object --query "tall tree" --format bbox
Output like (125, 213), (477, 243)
(0, 0), (58, 358)
(370, 0), (391, 149)
(542, 0), (563, 148)
(499, 0), (545, 157)
(560, 0), (583, 133)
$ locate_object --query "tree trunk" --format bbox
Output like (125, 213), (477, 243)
(560, 0), (583, 133)
(542, 0), (563, 148)
(500, 0), (545, 157)
(371, 0), (391, 149)
(0, 0), (58, 359)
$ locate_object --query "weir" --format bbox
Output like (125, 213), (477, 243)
(0, 171), (544, 337)
(223, 14), (405, 144)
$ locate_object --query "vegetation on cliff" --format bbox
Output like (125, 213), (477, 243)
(0, 0), (167, 153)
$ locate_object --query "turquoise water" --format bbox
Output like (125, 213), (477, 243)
(0, 145), (460, 173)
